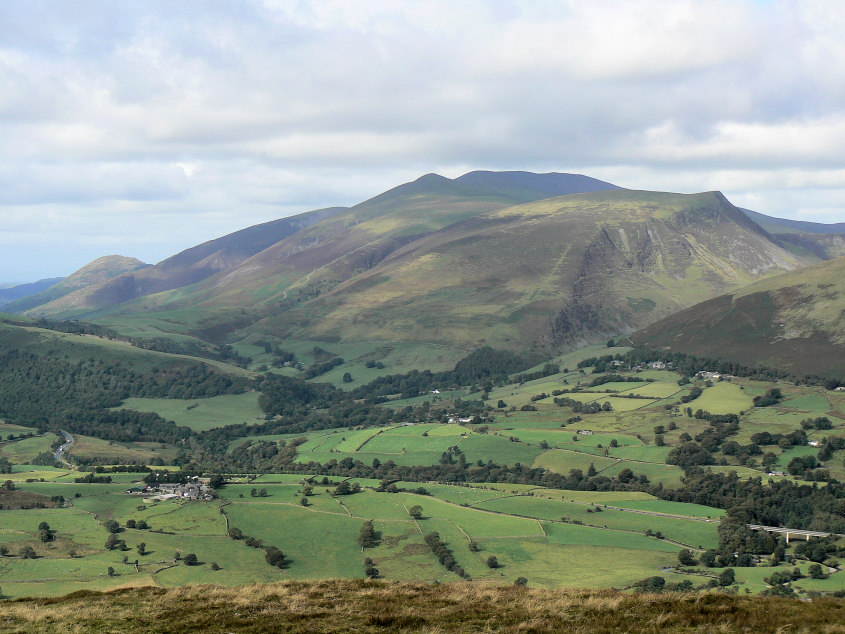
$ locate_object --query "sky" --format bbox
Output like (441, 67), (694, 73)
(2, 0), (845, 282)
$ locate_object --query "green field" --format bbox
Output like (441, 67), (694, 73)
(690, 381), (754, 414)
(67, 436), (178, 464)
(2, 322), (844, 602)
(0, 464), (842, 599)
(0, 433), (58, 464)
(119, 392), (265, 431)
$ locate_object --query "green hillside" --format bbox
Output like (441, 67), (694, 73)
(248, 189), (805, 352)
(632, 256), (845, 378)
(63, 189), (806, 362)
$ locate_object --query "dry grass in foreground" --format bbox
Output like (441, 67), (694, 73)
(0, 579), (843, 633)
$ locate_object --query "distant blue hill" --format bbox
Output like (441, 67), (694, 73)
(0, 278), (64, 306)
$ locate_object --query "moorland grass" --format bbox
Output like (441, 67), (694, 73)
(2, 578), (840, 633)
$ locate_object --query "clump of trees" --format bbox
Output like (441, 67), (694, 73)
(753, 388), (782, 408)
(264, 546), (286, 569)
(424, 531), (469, 579)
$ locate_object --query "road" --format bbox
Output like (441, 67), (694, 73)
(54, 430), (74, 466)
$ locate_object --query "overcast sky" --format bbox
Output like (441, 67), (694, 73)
(3, 0), (845, 281)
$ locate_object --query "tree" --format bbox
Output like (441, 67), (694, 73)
(125, 519), (136, 529)
(497, 400), (507, 409)
(136, 519), (149, 530)
(300, 496), (309, 506)
(617, 468), (634, 483)
(105, 534), (125, 551)
(137, 542), (146, 556)
(408, 505), (423, 520)
(486, 556), (499, 569)
(104, 519), (120, 534)
(700, 550), (718, 567)
(228, 526), (244, 540)
(334, 481), (351, 496)
(514, 577), (528, 587)
(39, 529), (52, 543)
(183, 553), (198, 566)
(20, 545), (37, 559)
(208, 474), (225, 489)
(677, 549), (697, 566)
(718, 568), (735, 586)
(107, 566), (115, 577)
(38, 521), (50, 531)
(0, 545), (8, 557)
(358, 520), (377, 549)
(808, 564), (826, 579)
(342, 372), (353, 383)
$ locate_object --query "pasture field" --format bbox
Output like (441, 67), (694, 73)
(609, 445), (673, 462)
(778, 393), (833, 414)
(119, 391), (265, 431)
(247, 339), (469, 389)
(67, 435), (178, 464)
(0, 467), (842, 599)
(0, 433), (58, 464)
(687, 381), (754, 414)
(474, 496), (719, 550)
(531, 449), (617, 474)
(600, 461), (685, 488)
(2, 342), (845, 601)
(607, 500), (726, 518)
(621, 382), (683, 398)
(292, 425), (544, 467)
(0, 422), (39, 435)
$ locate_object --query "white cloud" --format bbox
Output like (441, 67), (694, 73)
(0, 0), (844, 280)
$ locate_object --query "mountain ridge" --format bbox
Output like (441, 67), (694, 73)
(10, 171), (835, 363)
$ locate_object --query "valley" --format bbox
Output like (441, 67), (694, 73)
(0, 339), (842, 600)
(0, 172), (842, 626)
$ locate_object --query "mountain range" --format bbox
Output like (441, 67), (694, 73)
(7, 170), (845, 375)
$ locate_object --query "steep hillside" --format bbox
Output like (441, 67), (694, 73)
(31, 172), (619, 322)
(27, 207), (347, 317)
(632, 256), (845, 378)
(39, 172), (622, 342)
(6, 255), (148, 313)
(247, 190), (806, 351)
